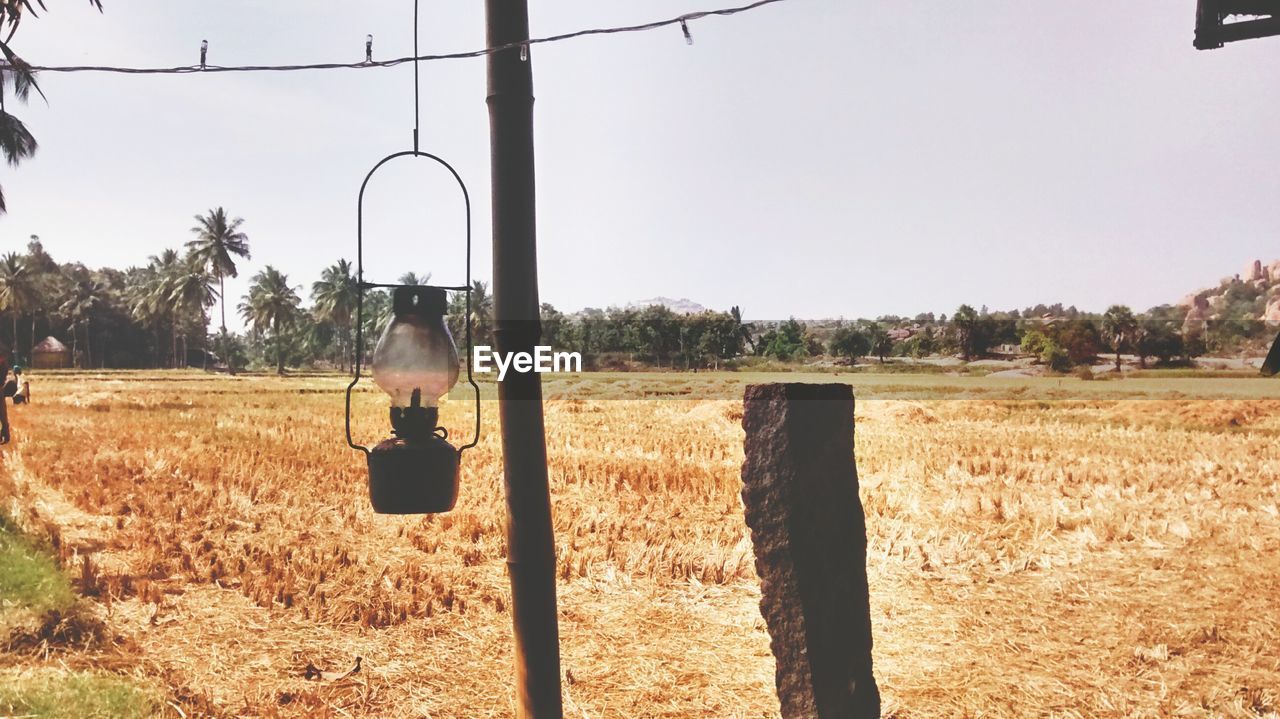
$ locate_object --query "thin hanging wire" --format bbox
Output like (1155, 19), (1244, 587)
(413, 0), (420, 152)
(6, 0), (792, 75)
(344, 1), (481, 454)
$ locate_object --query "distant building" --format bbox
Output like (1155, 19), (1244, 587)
(185, 348), (223, 369)
(31, 336), (71, 369)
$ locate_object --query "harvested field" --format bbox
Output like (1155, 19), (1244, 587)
(2, 371), (1279, 717)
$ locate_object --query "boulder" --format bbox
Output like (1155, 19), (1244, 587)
(1266, 298), (1280, 326)
(1183, 296), (1211, 334)
(1268, 260), (1280, 282)
(1245, 259), (1264, 282)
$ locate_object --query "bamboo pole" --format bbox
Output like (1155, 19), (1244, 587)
(484, 1), (564, 716)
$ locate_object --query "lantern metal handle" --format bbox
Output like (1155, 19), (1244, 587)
(344, 150), (482, 456)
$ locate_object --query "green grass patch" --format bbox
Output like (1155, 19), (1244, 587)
(849, 362), (961, 375)
(1129, 368), (1260, 379)
(0, 671), (160, 719)
(0, 514), (75, 617)
(1, 521), (157, 717)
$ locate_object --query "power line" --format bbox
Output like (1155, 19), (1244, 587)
(3, 0), (792, 76)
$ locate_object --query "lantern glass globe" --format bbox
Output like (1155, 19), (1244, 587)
(371, 288), (459, 408)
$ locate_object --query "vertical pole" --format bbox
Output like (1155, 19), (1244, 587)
(484, 2), (564, 718)
(741, 383), (880, 719)
(0, 357), (10, 443)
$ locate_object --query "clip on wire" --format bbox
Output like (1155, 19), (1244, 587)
(680, 19), (693, 45)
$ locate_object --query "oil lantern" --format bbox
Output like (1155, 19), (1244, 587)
(345, 150), (480, 514)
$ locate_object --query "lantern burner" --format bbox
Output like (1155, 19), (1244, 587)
(390, 391), (437, 441)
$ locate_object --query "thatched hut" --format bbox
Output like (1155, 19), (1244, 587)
(31, 336), (71, 369)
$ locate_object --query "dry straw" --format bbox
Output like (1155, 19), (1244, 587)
(1, 372), (1278, 717)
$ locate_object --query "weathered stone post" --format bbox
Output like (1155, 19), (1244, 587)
(741, 383), (880, 719)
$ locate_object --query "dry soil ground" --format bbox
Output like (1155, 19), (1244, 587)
(2, 370), (1279, 718)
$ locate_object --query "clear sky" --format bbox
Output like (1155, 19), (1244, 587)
(2, 0), (1279, 330)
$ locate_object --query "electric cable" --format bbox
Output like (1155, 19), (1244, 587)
(1, 0), (791, 76)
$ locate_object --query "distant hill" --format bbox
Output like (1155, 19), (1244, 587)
(1178, 259), (1280, 329)
(626, 297), (708, 315)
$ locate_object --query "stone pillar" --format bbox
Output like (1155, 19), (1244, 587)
(741, 383), (880, 719)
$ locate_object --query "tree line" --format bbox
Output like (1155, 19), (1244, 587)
(0, 212), (462, 373)
(816, 304), (1207, 371)
(0, 211), (1261, 373)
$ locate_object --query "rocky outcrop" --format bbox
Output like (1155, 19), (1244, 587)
(626, 297), (708, 314)
(1179, 258), (1280, 326)
(1268, 260), (1280, 282)
(1266, 297), (1280, 326)
(1245, 259), (1264, 282)
(1183, 296), (1211, 335)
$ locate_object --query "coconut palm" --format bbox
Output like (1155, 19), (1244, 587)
(129, 249), (182, 366)
(397, 272), (431, 286)
(59, 276), (103, 367)
(730, 305), (755, 354)
(359, 289), (392, 358)
(312, 259), (360, 371)
(0, 252), (35, 356)
(1101, 304), (1137, 373)
(0, 40), (38, 216)
(169, 252), (217, 367)
(188, 207), (251, 334)
(0, 1), (103, 213)
(240, 266), (301, 375)
(469, 280), (493, 346)
(123, 264), (160, 365)
(0, 110), (36, 214)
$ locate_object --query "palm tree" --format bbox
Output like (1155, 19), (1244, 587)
(397, 272), (431, 286)
(187, 207), (251, 334)
(0, 110), (36, 214)
(59, 277), (102, 367)
(0, 1), (102, 213)
(169, 252), (217, 367)
(240, 266), (301, 375)
(124, 265), (161, 366)
(0, 48), (38, 216)
(312, 259), (360, 371)
(0, 252), (35, 357)
(360, 289), (392, 358)
(730, 305), (755, 354)
(130, 249), (183, 367)
(1102, 305), (1137, 373)
(469, 280), (494, 346)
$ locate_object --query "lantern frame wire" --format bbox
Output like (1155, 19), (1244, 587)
(344, 150), (482, 456)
